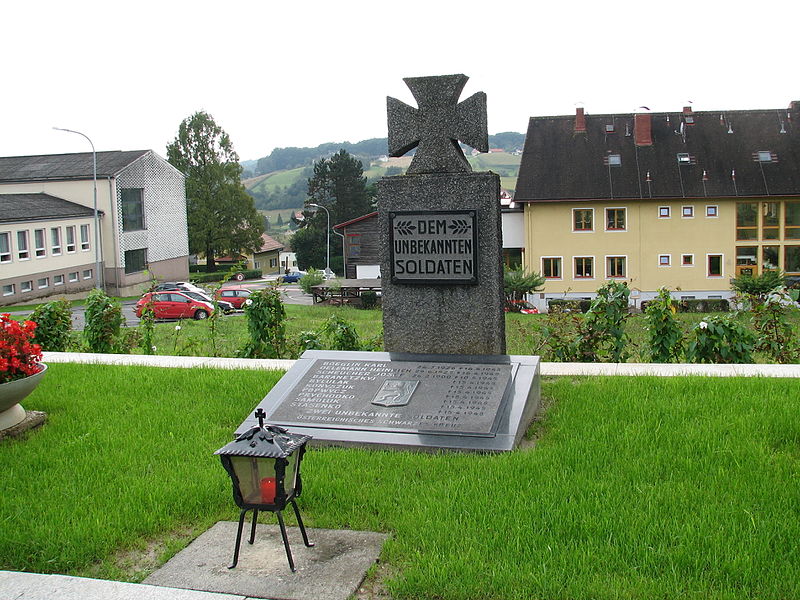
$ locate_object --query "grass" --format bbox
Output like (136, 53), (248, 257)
(2, 366), (799, 599)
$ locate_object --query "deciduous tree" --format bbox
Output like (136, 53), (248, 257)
(167, 111), (262, 272)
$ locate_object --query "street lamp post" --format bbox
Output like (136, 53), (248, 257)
(53, 127), (102, 290)
(307, 203), (331, 278)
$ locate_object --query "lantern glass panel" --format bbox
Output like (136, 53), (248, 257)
(285, 452), (299, 495)
(230, 456), (277, 505)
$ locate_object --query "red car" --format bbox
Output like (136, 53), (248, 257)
(135, 291), (214, 320)
(215, 286), (252, 309)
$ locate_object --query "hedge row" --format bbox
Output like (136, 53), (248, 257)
(190, 269), (261, 283)
(548, 298), (730, 313)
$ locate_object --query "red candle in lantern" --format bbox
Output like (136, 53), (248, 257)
(260, 477), (276, 503)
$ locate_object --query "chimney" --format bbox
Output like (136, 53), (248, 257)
(683, 106), (693, 116)
(634, 113), (653, 146)
(574, 107), (587, 133)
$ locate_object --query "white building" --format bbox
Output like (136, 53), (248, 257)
(0, 150), (188, 305)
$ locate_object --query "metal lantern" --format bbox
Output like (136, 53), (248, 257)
(215, 408), (313, 572)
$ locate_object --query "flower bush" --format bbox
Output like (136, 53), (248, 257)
(1, 314), (43, 384)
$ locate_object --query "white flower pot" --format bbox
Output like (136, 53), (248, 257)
(0, 364), (47, 431)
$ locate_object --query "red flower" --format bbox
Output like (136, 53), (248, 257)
(0, 313), (43, 384)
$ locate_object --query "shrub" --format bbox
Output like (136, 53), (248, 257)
(547, 299), (592, 313)
(299, 269), (325, 294)
(747, 291), (800, 363)
(731, 270), (785, 300)
(83, 289), (126, 354)
(644, 288), (684, 362)
(30, 299), (73, 352)
(238, 286), (287, 359)
(360, 290), (378, 309)
(686, 315), (755, 364)
(678, 299), (730, 313)
(580, 280), (631, 363)
(321, 314), (361, 351)
(504, 267), (545, 303)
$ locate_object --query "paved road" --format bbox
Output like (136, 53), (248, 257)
(13, 281), (313, 330)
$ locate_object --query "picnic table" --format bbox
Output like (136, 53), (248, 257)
(310, 278), (382, 305)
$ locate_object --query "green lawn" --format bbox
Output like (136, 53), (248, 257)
(2, 365), (799, 599)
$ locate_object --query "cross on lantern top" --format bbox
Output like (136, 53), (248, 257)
(387, 74), (488, 175)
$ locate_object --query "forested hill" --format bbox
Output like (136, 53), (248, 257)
(241, 132), (525, 178)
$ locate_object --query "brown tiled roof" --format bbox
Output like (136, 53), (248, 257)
(257, 233), (284, 253)
(515, 102), (800, 202)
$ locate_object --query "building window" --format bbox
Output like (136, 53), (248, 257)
(605, 208), (626, 231)
(658, 206), (671, 218)
(21, 281), (33, 293)
(762, 202), (780, 240)
(17, 231), (29, 260)
(677, 153), (691, 164)
(66, 226), (76, 252)
(736, 202), (758, 240)
(762, 246), (779, 271)
(54, 274), (65, 286)
(736, 247), (758, 276)
(706, 205), (718, 218)
(34, 229), (46, 257)
(37, 277), (49, 289)
(606, 256), (626, 278)
(269, 257), (278, 268)
(0, 232), (10, 263)
(659, 254), (671, 267)
(347, 233), (362, 258)
(124, 249), (147, 274)
(69, 272), (79, 283)
(83, 269), (93, 280)
(51, 227), (62, 255)
(606, 154), (621, 166)
(542, 257), (562, 279)
(573, 209), (593, 231)
(2, 284), (14, 296)
(785, 201), (800, 240)
(682, 206), (694, 218)
(574, 256), (594, 278)
(681, 254), (694, 266)
(785, 246), (800, 274)
(80, 224), (90, 251)
(121, 188), (145, 232)
(707, 254), (723, 277)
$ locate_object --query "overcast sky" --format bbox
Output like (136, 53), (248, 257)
(2, 0), (797, 163)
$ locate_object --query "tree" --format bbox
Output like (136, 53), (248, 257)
(293, 150), (376, 271)
(503, 267), (545, 303)
(166, 111), (262, 272)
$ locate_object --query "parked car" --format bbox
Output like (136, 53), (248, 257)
(504, 299), (539, 314)
(279, 271), (307, 283)
(135, 291), (214, 320)
(180, 290), (235, 314)
(152, 281), (205, 294)
(216, 286), (253, 309)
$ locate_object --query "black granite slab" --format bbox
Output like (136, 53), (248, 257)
(237, 350), (541, 453)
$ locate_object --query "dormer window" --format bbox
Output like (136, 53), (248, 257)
(605, 124), (615, 134)
(677, 153), (691, 164)
(607, 154), (621, 166)
(684, 115), (695, 125)
(756, 150), (776, 163)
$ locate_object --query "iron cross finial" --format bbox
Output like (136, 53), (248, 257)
(387, 74), (488, 175)
(254, 408), (266, 427)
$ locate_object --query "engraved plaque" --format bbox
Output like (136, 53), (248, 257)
(267, 358), (513, 437)
(389, 210), (478, 284)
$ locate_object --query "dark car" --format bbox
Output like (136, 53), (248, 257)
(216, 286), (252, 309)
(279, 271), (307, 283)
(135, 291), (214, 320)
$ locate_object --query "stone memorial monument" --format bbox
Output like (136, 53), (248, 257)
(379, 74), (505, 355)
(237, 75), (539, 452)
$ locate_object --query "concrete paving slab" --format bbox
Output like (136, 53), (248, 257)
(0, 570), (245, 600)
(143, 521), (388, 600)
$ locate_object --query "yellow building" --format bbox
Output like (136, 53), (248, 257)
(515, 103), (800, 310)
